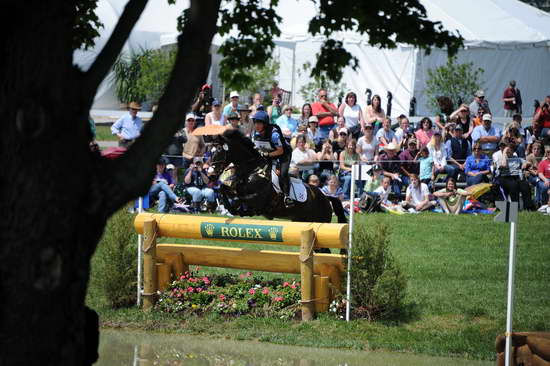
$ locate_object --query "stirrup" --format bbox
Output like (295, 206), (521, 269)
(284, 196), (295, 207)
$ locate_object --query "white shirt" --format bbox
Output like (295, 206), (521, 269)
(342, 104), (361, 129)
(291, 148), (316, 171)
(406, 183), (430, 206)
(357, 136), (378, 161)
(428, 145), (447, 167)
(374, 185), (391, 205)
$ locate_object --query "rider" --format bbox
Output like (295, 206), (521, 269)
(251, 109), (295, 207)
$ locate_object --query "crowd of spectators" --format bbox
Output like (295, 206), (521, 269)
(111, 82), (550, 215)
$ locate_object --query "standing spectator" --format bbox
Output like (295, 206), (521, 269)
(316, 139), (337, 185)
(191, 84), (213, 126)
(472, 114), (502, 155)
(415, 117), (435, 149)
(164, 128), (187, 183)
(449, 104), (473, 140)
(338, 91), (364, 139)
(495, 143), (534, 210)
(291, 134), (317, 181)
(312, 89), (339, 140)
(149, 158), (182, 213)
(445, 125), (471, 180)
(267, 94), (283, 123)
(417, 146), (434, 186)
(434, 96), (454, 131)
(250, 92), (264, 117)
(395, 116), (413, 149)
(321, 175), (344, 201)
(276, 105), (299, 139)
(111, 101), (143, 148)
(270, 81), (283, 100)
(339, 139), (360, 199)
(537, 146), (550, 207)
(363, 94), (385, 130)
(469, 89), (491, 119)
(533, 95), (550, 138)
(502, 80), (521, 117)
(181, 113), (206, 170)
(434, 177), (469, 215)
(357, 124), (378, 163)
(306, 116), (322, 149)
(375, 117), (398, 150)
(299, 103), (313, 126)
(402, 174), (435, 212)
(238, 104), (253, 137)
(464, 142), (491, 186)
(399, 138), (419, 186)
(380, 142), (403, 198)
(223, 91), (240, 117)
(184, 157), (217, 213)
(204, 99), (225, 126)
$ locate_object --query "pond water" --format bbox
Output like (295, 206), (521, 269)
(96, 329), (492, 366)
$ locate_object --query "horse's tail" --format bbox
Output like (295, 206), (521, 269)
(326, 196), (347, 223)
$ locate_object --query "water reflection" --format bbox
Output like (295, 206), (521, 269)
(96, 329), (491, 366)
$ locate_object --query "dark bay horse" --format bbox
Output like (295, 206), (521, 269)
(210, 128), (347, 225)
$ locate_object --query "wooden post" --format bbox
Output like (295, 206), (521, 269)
(314, 275), (329, 313)
(300, 228), (315, 321)
(156, 263), (171, 292)
(320, 263), (342, 296)
(142, 218), (157, 311)
(166, 253), (188, 278)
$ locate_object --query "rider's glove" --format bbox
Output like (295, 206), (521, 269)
(260, 151), (270, 158)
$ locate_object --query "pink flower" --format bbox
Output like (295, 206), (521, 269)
(274, 296), (283, 302)
(196, 288), (203, 293)
(262, 288), (269, 295)
(290, 284), (296, 289)
(189, 278), (197, 283)
(203, 277), (210, 285)
(187, 287), (194, 293)
(246, 271), (253, 277)
(283, 282), (289, 287)
(219, 294), (226, 301)
(179, 275), (186, 280)
(249, 288), (256, 295)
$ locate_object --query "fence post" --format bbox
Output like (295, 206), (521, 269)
(300, 228), (315, 321)
(142, 218), (157, 311)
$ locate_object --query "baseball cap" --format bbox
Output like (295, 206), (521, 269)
(475, 90), (485, 97)
(482, 114), (492, 122)
(227, 112), (240, 120)
(308, 116), (319, 124)
(252, 110), (269, 123)
(201, 84), (210, 91)
(212, 99), (221, 106)
(186, 113), (196, 120)
(338, 127), (348, 135)
(230, 91), (239, 98)
(166, 164), (175, 170)
(454, 125), (463, 131)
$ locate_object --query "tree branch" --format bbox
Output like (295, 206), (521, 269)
(104, 0), (221, 215)
(82, 0), (148, 105)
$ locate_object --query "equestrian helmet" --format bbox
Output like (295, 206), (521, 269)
(252, 110), (269, 124)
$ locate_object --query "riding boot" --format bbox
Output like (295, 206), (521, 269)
(206, 201), (217, 213)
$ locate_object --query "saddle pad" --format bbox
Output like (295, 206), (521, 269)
(271, 170), (308, 202)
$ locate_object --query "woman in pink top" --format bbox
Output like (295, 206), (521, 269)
(415, 117), (435, 149)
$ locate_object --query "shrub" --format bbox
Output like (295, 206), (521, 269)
(94, 206), (138, 308)
(346, 221), (407, 320)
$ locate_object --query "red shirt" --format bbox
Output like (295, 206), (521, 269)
(502, 87), (517, 110)
(312, 101), (337, 127)
(535, 107), (550, 128)
(538, 159), (550, 179)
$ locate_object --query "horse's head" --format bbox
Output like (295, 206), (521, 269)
(220, 128), (263, 167)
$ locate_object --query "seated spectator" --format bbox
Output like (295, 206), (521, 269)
(357, 124), (378, 164)
(291, 134), (317, 181)
(533, 95), (550, 138)
(464, 142), (491, 187)
(165, 129), (187, 183)
(204, 99), (225, 126)
(428, 131), (457, 180)
(363, 94), (385, 130)
(184, 157), (217, 213)
(328, 118), (346, 142)
(307, 174), (320, 187)
(472, 114), (501, 155)
(339, 138), (360, 199)
(525, 141), (544, 205)
(331, 127), (348, 157)
(444, 125), (471, 180)
(399, 138), (419, 186)
(321, 175), (344, 201)
(276, 105), (299, 138)
(395, 116), (414, 149)
(417, 146), (434, 186)
(306, 116), (323, 150)
(299, 103), (313, 126)
(433, 177), (469, 215)
(338, 91), (364, 139)
(495, 143), (534, 210)
(374, 176), (394, 206)
(316, 139), (337, 185)
(401, 174), (435, 212)
(537, 146), (550, 207)
(492, 141), (508, 167)
(502, 121), (526, 157)
(362, 164), (384, 199)
(415, 117), (435, 149)
(525, 117), (546, 145)
(181, 113), (206, 170)
(375, 117), (398, 150)
(449, 104), (473, 140)
(380, 142), (403, 198)
(149, 158), (182, 213)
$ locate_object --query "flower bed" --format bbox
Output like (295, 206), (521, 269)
(156, 270), (303, 319)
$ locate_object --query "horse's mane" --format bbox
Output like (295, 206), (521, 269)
(221, 128), (261, 164)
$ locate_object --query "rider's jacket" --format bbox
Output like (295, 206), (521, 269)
(251, 124), (291, 159)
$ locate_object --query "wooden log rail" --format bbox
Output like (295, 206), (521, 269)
(135, 213), (348, 320)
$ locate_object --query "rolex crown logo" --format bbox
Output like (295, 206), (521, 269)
(205, 224), (215, 236)
(268, 227), (278, 240)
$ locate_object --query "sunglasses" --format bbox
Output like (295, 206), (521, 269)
(339, 132), (347, 136)
(473, 148), (481, 151)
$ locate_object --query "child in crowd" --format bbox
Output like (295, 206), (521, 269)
(417, 146), (434, 187)
(321, 175), (344, 201)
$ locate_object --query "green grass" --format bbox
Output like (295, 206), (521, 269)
(87, 211), (550, 361)
(95, 125), (118, 141)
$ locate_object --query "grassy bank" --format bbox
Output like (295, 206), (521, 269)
(87, 212), (550, 360)
(95, 125), (118, 141)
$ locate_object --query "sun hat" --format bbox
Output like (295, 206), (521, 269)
(384, 142), (399, 151)
(186, 113), (196, 120)
(128, 101), (142, 110)
(227, 112), (240, 120)
(229, 91), (239, 98)
(482, 114), (492, 122)
(475, 90), (485, 97)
